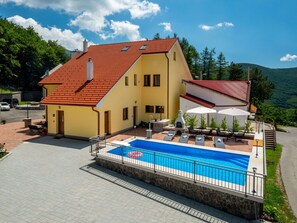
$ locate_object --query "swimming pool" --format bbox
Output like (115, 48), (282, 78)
(108, 139), (250, 185)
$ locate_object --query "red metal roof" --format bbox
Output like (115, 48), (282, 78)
(188, 80), (250, 103)
(180, 94), (215, 108)
(39, 38), (177, 106)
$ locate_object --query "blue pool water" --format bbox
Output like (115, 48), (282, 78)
(108, 139), (250, 185)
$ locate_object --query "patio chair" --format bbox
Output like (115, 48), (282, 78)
(164, 131), (176, 141)
(201, 129), (212, 136)
(195, 135), (205, 146)
(216, 128), (233, 140)
(214, 136), (225, 148)
(179, 133), (189, 143)
(234, 131), (246, 142)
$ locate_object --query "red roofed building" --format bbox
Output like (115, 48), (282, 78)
(180, 80), (251, 128)
(39, 38), (192, 138)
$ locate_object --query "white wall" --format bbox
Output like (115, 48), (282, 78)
(181, 81), (249, 130)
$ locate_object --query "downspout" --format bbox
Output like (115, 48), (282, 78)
(92, 107), (100, 135)
(165, 53), (169, 118)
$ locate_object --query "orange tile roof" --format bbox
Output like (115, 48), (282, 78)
(39, 38), (177, 106)
(187, 80), (250, 103)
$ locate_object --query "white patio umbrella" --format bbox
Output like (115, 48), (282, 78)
(186, 107), (216, 115)
(218, 108), (250, 132)
(186, 107), (216, 127)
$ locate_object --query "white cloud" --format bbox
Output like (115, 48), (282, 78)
(2, 0), (161, 34)
(199, 22), (234, 31)
(7, 15), (92, 50)
(129, 0), (160, 19)
(100, 20), (144, 41)
(280, 54), (297, 62)
(159, 22), (172, 32)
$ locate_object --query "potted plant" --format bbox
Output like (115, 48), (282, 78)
(200, 115), (207, 129)
(185, 114), (197, 132)
(233, 117), (240, 132)
(210, 117), (218, 130)
(244, 120), (254, 133)
(220, 117), (228, 131)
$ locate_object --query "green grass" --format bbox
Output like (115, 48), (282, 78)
(0, 87), (12, 93)
(0, 151), (8, 159)
(264, 145), (297, 222)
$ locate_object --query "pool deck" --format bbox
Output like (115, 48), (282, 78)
(106, 127), (254, 153)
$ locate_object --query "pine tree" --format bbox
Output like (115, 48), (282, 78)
(216, 52), (228, 80)
(228, 62), (244, 80)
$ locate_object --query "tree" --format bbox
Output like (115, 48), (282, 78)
(228, 62), (244, 80)
(200, 47), (216, 79)
(153, 33), (161, 40)
(250, 68), (275, 106)
(216, 52), (228, 80)
(0, 18), (70, 90)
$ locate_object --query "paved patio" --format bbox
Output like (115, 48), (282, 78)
(0, 121), (257, 222)
(0, 136), (254, 223)
(107, 127), (253, 153)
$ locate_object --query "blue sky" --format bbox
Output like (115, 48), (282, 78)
(1, 0), (297, 68)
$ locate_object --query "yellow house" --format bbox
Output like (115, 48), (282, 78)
(39, 38), (192, 139)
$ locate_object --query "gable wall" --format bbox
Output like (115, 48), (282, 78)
(168, 43), (192, 119)
(94, 58), (143, 134)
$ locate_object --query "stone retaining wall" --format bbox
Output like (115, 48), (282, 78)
(96, 157), (262, 220)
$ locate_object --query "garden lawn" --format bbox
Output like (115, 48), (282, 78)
(264, 144), (296, 222)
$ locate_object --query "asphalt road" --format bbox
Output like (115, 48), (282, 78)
(277, 127), (297, 217)
(0, 108), (45, 123)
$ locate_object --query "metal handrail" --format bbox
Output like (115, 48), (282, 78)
(105, 143), (265, 198)
(89, 134), (106, 154)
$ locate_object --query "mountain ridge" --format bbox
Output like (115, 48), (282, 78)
(240, 63), (297, 108)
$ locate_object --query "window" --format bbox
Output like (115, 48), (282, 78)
(139, 45), (147, 50)
(155, 106), (164, 113)
(153, 74), (160, 86)
(145, 105), (154, 113)
(134, 74), (137, 86)
(121, 46), (130, 51)
(125, 76), (128, 86)
(123, 107), (128, 120)
(173, 51), (176, 61)
(144, 74), (150, 86)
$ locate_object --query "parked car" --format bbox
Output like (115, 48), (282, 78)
(0, 102), (11, 111)
(3, 98), (19, 108)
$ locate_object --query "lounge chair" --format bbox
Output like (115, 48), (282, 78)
(216, 128), (233, 140)
(164, 131), (176, 141)
(234, 131), (246, 142)
(179, 133), (189, 143)
(214, 136), (225, 148)
(201, 129), (212, 136)
(195, 135), (205, 146)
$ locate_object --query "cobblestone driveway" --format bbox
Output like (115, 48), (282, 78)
(0, 136), (250, 223)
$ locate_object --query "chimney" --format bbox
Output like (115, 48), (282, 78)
(87, 58), (93, 81)
(83, 39), (88, 53)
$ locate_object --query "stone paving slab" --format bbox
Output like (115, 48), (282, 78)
(0, 136), (253, 223)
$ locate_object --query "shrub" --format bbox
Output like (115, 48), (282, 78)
(184, 114), (197, 129)
(200, 116), (207, 129)
(210, 118), (218, 129)
(233, 117), (240, 132)
(220, 117), (227, 130)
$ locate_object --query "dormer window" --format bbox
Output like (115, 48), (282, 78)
(121, 46), (130, 51)
(139, 45), (147, 50)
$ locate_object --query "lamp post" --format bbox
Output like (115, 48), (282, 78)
(252, 167), (257, 194)
(27, 102), (29, 119)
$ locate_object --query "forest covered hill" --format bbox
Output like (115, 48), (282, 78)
(240, 63), (297, 108)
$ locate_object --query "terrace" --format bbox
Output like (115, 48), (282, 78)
(91, 122), (267, 219)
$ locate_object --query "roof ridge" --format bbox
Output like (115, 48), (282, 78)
(89, 38), (177, 48)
